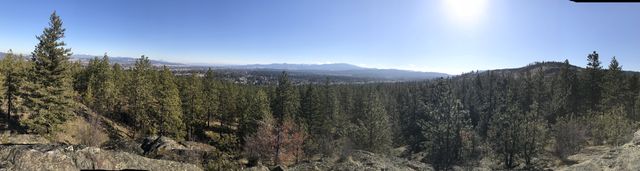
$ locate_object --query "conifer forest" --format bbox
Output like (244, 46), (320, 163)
(2, 7), (640, 171)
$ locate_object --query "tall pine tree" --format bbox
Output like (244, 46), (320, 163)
(582, 51), (603, 112)
(23, 12), (76, 134)
(129, 56), (156, 136)
(488, 80), (523, 169)
(180, 72), (205, 140)
(551, 60), (578, 119)
(155, 66), (185, 139)
(601, 57), (625, 112)
(273, 71), (299, 164)
(111, 63), (128, 117)
(83, 54), (117, 115)
(203, 68), (219, 127)
(300, 86), (323, 154)
(353, 91), (392, 154)
(418, 81), (471, 170)
(239, 89), (272, 144)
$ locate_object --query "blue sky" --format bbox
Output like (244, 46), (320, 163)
(1, 0), (640, 74)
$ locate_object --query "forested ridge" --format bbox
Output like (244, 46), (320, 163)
(2, 12), (640, 170)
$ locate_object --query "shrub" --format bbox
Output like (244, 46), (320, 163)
(589, 106), (635, 146)
(78, 116), (109, 147)
(552, 116), (587, 160)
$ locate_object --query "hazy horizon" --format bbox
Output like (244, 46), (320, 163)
(2, 0), (640, 74)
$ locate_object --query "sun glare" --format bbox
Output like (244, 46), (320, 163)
(443, 0), (488, 26)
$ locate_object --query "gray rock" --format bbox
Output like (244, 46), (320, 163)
(140, 136), (218, 166)
(102, 138), (144, 155)
(0, 144), (202, 171)
(141, 136), (187, 155)
(289, 150), (434, 171)
(560, 129), (640, 171)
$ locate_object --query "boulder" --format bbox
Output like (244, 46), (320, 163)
(102, 138), (144, 155)
(0, 144), (202, 171)
(141, 136), (218, 166)
(141, 136), (187, 155)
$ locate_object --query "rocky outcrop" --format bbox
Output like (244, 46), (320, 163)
(0, 144), (202, 171)
(141, 136), (218, 166)
(142, 136), (187, 155)
(560, 129), (640, 171)
(287, 150), (434, 171)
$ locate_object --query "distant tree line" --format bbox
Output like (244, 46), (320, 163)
(1, 12), (638, 170)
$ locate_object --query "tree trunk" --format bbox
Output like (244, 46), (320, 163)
(275, 124), (282, 165)
(6, 94), (12, 121)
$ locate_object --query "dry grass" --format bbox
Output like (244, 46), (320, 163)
(53, 115), (109, 147)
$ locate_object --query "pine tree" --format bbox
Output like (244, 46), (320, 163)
(155, 66), (185, 139)
(477, 71), (500, 138)
(519, 70), (549, 167)
(601, 57), (625, 112)
(0, 50), (29, 121)
(180, 72), (205, 140)
(530, 69), (552, 123)
(273, 71), (297, 121)
(626, 75), (639, 121)
(521, 100), (548, 167)
(239, 89), (272, 144)
(111, 63), (127, 116)
(129, 56), (156, 135)
(488, 80), (523, 169)
(243, 106), (276, 164)
(635, 89), (640, 121)
(83, 77), (95, 108)
(273, 71), (299, 164)
(23, 11), (76, 134)
(218, 82), (239, 126)
(551, 60), (578, 119)
(583, 51), (603, 112)
(84, 54), (117, 115)
(398, 86), (423, 151)
(300, 86), (323, 154)
(353, 91), (392, 154)
(203, 68), (219, 127)
(418, 81), (471, 170)
(319, 78), (345, 155)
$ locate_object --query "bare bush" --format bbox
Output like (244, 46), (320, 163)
(78, 116), (108, 147)
(552, 116), (587, 160)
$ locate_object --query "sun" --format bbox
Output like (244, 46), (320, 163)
(443, 0), (489, 26)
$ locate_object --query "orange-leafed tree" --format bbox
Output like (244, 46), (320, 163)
(244, 115), (306, 166)
(244, 116), (276, 165)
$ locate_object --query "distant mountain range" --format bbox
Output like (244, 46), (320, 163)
(214, 63), (449, 80)
(0, 53), (183, 66)
(225, 63), (366, 71)
(0, 52), (449, 80)
(70, 54), (183, 66)
(4, 52), (640, 82)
